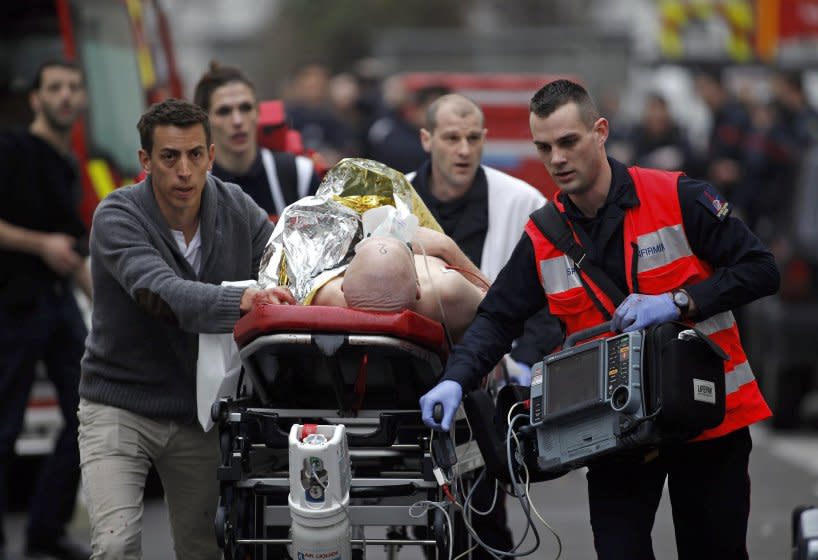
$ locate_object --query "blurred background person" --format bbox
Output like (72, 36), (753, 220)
(284, 63), (356, 167)
(327, 71), (366, 156)
(0, 59), (91, 560)
(349, 57), (391, 147)
(194, 62), (320, 222)
(740, 96), (793, 235)
(762, 70), (818, 232)
(693, 67), (752, 217)
(627, 91), (694, 173)
(366, 78), (451, 173)
(739, 69), (818, 248)
(770, 69), (818, 150)
(597, 86), (633, 164)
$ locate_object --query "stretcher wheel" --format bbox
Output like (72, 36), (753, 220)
(211, 399), (228, 423)
(433, 508), (449, 559)
(214, 505), (229, 549)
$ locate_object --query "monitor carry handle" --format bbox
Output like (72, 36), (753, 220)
(563, 320), (728, 360)
(563, 321), (613, 349)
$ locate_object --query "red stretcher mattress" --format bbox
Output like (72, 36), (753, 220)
(233, 304), (448, 357)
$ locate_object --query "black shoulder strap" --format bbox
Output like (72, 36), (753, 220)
(530, 204), (626, 309)
(271, 151), (299, 206)
(530, 204), (585, 265)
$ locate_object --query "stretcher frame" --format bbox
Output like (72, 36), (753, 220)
(213, 304), (474, 559)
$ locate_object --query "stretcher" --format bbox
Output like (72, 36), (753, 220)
(212, 303), (471, 559)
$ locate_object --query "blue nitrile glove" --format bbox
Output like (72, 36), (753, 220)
(513, 360), (533, 386)
(611, 293), (680, 333)
(420, 380), (462, 431)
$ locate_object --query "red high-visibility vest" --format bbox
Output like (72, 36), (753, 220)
(524, 166), (771, 440)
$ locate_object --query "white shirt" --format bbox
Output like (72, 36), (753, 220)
(171, 227), (202, 275)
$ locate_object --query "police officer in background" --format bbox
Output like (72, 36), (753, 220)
(420, 79), (779, 559)
(193, 62), (320, 222)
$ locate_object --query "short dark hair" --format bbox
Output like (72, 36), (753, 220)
(692, 64), (723, 85)
(193, 61), (256, 112)
(645, 91), (668, 107)
(776, 69), (804, 94)
(529, 79), (599, 129)
(137, 98), (211, 154)
(415, 84), (451, 107)
(31, 59), (83, 92)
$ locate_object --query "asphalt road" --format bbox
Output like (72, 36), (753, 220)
(4, 422), (816, 559)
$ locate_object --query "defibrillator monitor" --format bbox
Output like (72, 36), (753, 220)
(543, 342), (604, 417)
(530, 331), (644, 427)
(521, 322), (727, 476)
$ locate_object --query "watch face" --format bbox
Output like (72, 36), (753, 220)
(674, 291), (689, 308)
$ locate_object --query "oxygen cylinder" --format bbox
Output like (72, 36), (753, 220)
(288, 424), (352, 560)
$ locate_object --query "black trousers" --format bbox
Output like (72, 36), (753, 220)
(586, 427), (752, 560)
(0, 289), (85, 544)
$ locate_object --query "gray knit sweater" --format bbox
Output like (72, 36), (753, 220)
(80, 174), (274, 422)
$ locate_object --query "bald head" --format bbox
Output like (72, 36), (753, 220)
(342, 237), (419, 312)
(425, 93), (484, 132)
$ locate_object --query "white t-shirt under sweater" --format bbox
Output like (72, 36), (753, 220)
(172, 227), (202, 276)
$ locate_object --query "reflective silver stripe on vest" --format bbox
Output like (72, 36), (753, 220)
(540, 255), (582, 294)
(725, 361), (756, 395)
(694, 311), (735, 336)
(636, 225), (693, 273)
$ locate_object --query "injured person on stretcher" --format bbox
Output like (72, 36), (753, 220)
(312, 229), (487, 340)
(211, 160), (493, 560)
(257, 157), (489, 341)
(197, 159), (487, 430)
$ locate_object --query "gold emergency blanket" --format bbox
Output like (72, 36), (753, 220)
(258, 158), (441, 304)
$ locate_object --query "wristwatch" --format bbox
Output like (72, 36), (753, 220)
(672, 289), (690, 318)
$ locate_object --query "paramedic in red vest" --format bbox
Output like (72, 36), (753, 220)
(420, 79), (779, 559)
(194, 62), (320, 221)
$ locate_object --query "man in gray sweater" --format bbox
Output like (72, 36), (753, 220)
(78, 98), (294, 559)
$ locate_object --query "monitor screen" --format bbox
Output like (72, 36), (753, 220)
(545, 343), (601, 415)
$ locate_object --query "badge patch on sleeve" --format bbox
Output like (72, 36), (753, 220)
(697, 186), (731, 221)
